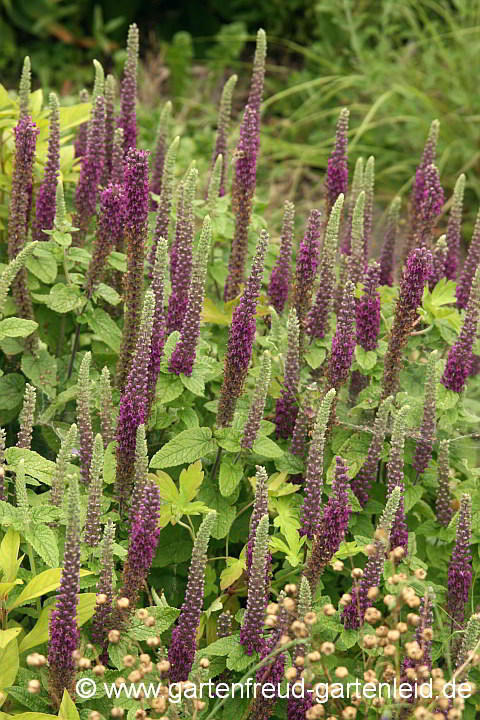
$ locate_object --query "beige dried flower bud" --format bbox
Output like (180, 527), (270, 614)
(117, 597), (130, 610)
(363, 635), (378, 649)
(108, 629), (121, 643)
(307, 650), (321, 662)
(128, 670), (142, 683)
(267, 602), (278, 615)
(93, 664), (106, 676)
(323, 603), (336, 616)
(335, 667), (349, 679)
(157, 660), (170, 673)
(285, 667), (298, 681)
(137, 609), (148, 620)
(304, 611), (317, 625)
(320, 642), (335, 655)
(78, 657), (92, 669)
(351, 568), (364, 579)
(111, 710), (125, 719)
(27, 679), (41, 694)
(332, 560), (344, 571)
(283, 597), (296, 612)
(342, 707), (357, 720)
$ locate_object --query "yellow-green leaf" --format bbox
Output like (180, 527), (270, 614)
(0, 637), (18, 689)
(0, 628), (21, 649)
(9, 568), (92, 610)
(0, 529), (21, 582)
(0, 581), (23, 597)
(18, 593), (97, 652)
(58, 690), (80, 720)
(179, 461), (204, 503)
(153, 471), (181, 504)
(220, 557), (245, 590)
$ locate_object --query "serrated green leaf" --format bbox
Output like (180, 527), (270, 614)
(155, 373), (184, 404)
(153, 470), (181, 504)
(355, 346), (377, 371)
(59, 689), (80, 720)
(219, 459), (243, 497)
(45, 284), (83, 313)
(305, 346), (327, 370)
(87, 308), (122, 353)
(180, 371), (205, 396)
(220, 556), (246, 590)
(214, 428), (243, 452)
(24, 525), (59, 567)
(179, 461), (204, 503)
(197, 479), (235, 539)
(5, 448), (57, 485)
(0, 318), (38, 339)
(0, 374), (25, 410)
(26, 249), (58, 284)
(93, 283), (122, 306)
(127, 606), (180, 640)
(150, 427), (217, 469)
(21, 350), (57, 399)
(252, 435), (283, 458)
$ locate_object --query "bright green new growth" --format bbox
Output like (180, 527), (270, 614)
(163, 136), (180, 193)
(378, 486), (402, 534)
(297, 575), (312, 620)
(92, 59), (105, 100)
(324, 193), (344, 261)
(267, 307), (282, 349)
(315, 388), (336, 441)
(456, 613), (480, 670)
(19, 57), (31, 117)
(387, 404), (410, 484)
(349, 157), (364, 211)
(77, 351), (93, 487)
(0, 242), (38, 319)
(84, 434), (104, 547)
(185, 166), (198, 219)
(251, 513), (270, 576)
(253, 29), (267, 76)
(348, 190), (366, 286)
(219, 74), (237, 126)
(15, 460), (29, 524)
(156, 100), (172, 146)
(51, 424), (77, 507)
(207, 154), (223, 212)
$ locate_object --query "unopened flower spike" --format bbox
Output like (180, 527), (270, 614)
(350, 260), (381, 402)
(342, 486), (401, 629)
(268, 199), (295, 314)
(33, 92), (60, 241)
(442, 264), (480, 394)
(130, 424), (148, 524)
(207, 154), (223, 215)
(325, 108), (349, 219)
(456, 612), (480, 671)
(51, 424), (77, 507)
(445, 174), (466, 281)
(168, 511), (217, 681)
(326, 279), (356, 392)
(436, 439), (452, 527)
(15, 459), (29, 524)
(211, 73), (237, 197)
(151, 101), (172, 209)
(381, 246), (432, 399)
(417, 163), (444, 249)
(447, 493), (472, 644)
(217, 610), (232, 639)
(291, 384), (316, 458)
(456, 207), (480, 310)
(412, 350), (438, 475)
(92, 58), (105, 100)
(275, 308), (300, 439)
(0, 242), (38, 320)
(217, 230), (269, 428)
(48, 476), (81, 706)
(74, 94), (106, 243)
(351, 396), (393, 507)
(54, 180), (67, 231)
(247, 28), (267, 152)
(148, 135), (180, 274)
(307, 194), (344, 339)
(429, 234), (447, 289)
(85, 182), (125, 299)
(379, 196), (401, 286)
(363, 156), (375, 261)
(387, 405), (411, 554)
(147, 237), (169, 406)
(103, 74), (116, 184)
(0, 429), (6, 502)
(74, 88), (89, 158)
(84, 434), (104, 548)
(111, 127), (125, 186)
(342, 156), (364, 254)
(19, 56), (31, 118)
(91, 520), (116, 657)
(16, 383), (36, 449)
(118, 23), (139, 154)
(99, 366), (115, 449)
(347, 190), (366, 287)
(242, 352), (272, 451)
(240, 514), (270, 656)
(293, 208), (322, 352)
(246, 466), (270, 584)
(288, 578), (314, 720)
(300, 388), (336, 539)
(169, 215), (211, 376)
(76, 352), (93, 486)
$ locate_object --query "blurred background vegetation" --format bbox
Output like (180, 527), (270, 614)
(2, 0), (480, 251)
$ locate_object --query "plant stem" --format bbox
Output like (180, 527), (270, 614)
(211, 447), (223, 482)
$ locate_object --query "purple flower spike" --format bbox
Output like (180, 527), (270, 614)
(33, 93), (60, 241)
(357, 260), (381, 351)
(147, 238), (168, 409)
(117, 23), (139, 154)
(436, 440), (452, 527)
(240, 514), (270, 656)
(351, 396), (393, 507)
(326, 280), (356, 392)
(242, 353), (272, 451)
(211, 75), (237, 197)
(151, 101), (172, 209)
(325, 108), (349, 219)
(103, 74), (116, 184)
(416, 163), (444, 248)
(275, 309), (300, 439)
(91, 521), (115, 658)
(447, 494), (472, 640)
(379, 197), (401, 286)
(74, 89), (89, 158)
(386, 405), (410, 554)
(456, 208), (480, 310)
(74, 95), (106, 244)
(293, 208), (323, 351)
(412, 350), (438, 475)
(445, 174), (465, 280)
(85, 183), (125, 299)
(267, 200), (295, 314)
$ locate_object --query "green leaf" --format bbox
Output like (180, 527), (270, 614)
(305, 346), (327, 370)
(21, 350), (57, 399)
(150, 427), (217, 469)
(0, 318), (38, 339)
(24, 525), (59, 567)
(58, 689), (80, 720)
(404, 486), (424, 514)
(0, 628), (21, 649)
(2, 688), (52, 713)
(103, 441), (116, 484)
(198, 635), (240, 656)
(154, 373), (184, 404)
(179, 461), (204, 503)
(0, 374), (25, 410)
(355, 346), (377, 371)
(45, 284), (83, 313)
(93, 283), (122, 306)
(197, 479), (236, 539)
(0, 528), (21, 582)
(127, 606), (180, 640)
(180, 371), (205, 396)
(0, 636), (19, 689)
(26, 248), (58, 284)
(154, 470), (181, 504)
(60, 102), (91, 131)
(107, 251), (127, 272)
(9, 568), (92, 610)
(18, 593), (96, 652)
(214, 428), (243, 452)
(219, 458), (243, 497)
(429, 278), (457, 307)
(252, 435), (283, 458)
(220, 556), (246, 590)
(87, 308), (122, 353)
(5, 448), (57, 485)
(226, 642), (254, 671)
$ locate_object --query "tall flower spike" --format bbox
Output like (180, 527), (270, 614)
(91, 520), (115, 655)
(299, 389), (336, 539)
(416, 163), (444, 249)
(442, 264), (480, 393)
(304, 455), (351, 594)
(447, 494), (472, 640)
(0, 242), (38, 319)
(456, 613), (480, 671)
(217, 230), (269, 427)
(84, 183), (125, 299)
(247, 29), (267, 152)
(363, 156), (375, 261)
(19, 57), (31, 118)
(117, 148), (149, 390)
(130, 424), (148, 524)
(119, 480), (161, 608)
(402, 589), (435, 678)
(292, 208), (322, 352)
(54, 179), (67, 230)
(456, 207), (480, 310)
(242, 352), (271, 451)
(207, 154), (223, 215)
(118, 23), (139, 154)
(342, 156), (364, 255)
(147, 238), (169, 406)
(429, 234), (447, 289)
(74, 94), (106, 243)
(111, 127), (125, 186)
(240, 514), (270, 656)
(51, 424), (77, 507)
(356, 260), (381, 351)
(381, 247), (432, 400)
(223, 104), (259, 302)
(48, 476), (81, 707)
(291, 384), (316, 458)
(386, 405), (410, 554)
(99, 367), (115, 449)
(325, 108), (349, 219)
(151, 101), (172, 209)
(103, 74), (116, 184)
(168, 511), (217, 681)
(116, 290), (155, 509)
(148, 135), (180, 275)
(92, 59), (105, 100)
(436, 440), (452, 527)
(33, 92), (60, 241)
(16, 383), (36, 449)
(74, 89), (89, 158)
(7, 115), (39, 352)
(326, 280), (356, 392)
(342, 486), (401, 629)
(0, 429), (6, 502)
(379, 197), (401, 286)
(217, 611), (232, 639)
(246, 466), (270, 582)
(347, 191), (366, 287)
(275, 308), (300, 439)
(76, 352), (93, 486)
(267, 199), (295, 314)
(169, 216), (211, 376)
(412, 350), (438, 475)
(253, 594), (290, 720)
(351, 396), (393, 507)
(445, 174), (466, 281)
(288, 579), (314, 720)
(167, 167), (198, 333)
(211, 74), (237, 197)
(84, 434), (104, 548)
(307, 194), (344, 339)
